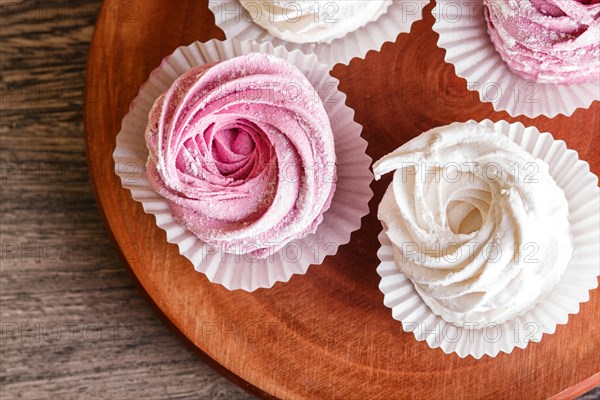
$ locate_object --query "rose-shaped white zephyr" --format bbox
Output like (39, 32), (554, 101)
(374, 121), (573, 326)
(239, 0), (392, 44)
(209, 0), (425, 66)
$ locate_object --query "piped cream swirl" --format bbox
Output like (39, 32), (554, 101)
(484, 0), (600, 84)
(374, 122), (572, 325)
(145, 53), (336, 258)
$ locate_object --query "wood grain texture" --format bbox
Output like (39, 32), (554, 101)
(83, 0), (600, 399)
(0, 1), (253, 399)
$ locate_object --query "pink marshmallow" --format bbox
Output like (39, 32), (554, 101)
(484, 0), (600, 84)
(145, 53), (337, 258)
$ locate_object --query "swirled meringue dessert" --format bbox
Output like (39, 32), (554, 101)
(483, 0), (600, 84)
(145, 53), (336, 258)
(239, 0), (392, 44)
(373, 122), (572, 325)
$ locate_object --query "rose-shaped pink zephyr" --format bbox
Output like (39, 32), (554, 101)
(484, 0), (600, 84)
(145, 53), (336, 258)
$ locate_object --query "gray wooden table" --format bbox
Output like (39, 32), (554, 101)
(0, 1), (253, 398)
(0, 1), (598, 399)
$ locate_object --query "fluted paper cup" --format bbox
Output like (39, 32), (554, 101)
(432, 0), (600, 118)
(377, 119), (600, 358)
(209, 0), (426, 67)
(114, 38), (373, 291)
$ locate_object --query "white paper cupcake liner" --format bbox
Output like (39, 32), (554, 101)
(209, 0), (426, 67)
(113, 38), (373, 291)
(377, 119), (600, 358)
(432, 0), (600, 118)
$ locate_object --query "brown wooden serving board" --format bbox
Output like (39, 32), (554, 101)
(84, 1), (600, 398)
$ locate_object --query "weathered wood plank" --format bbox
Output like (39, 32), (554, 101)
(1, 1), (253, 398)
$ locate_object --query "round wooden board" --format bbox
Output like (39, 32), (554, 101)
(85, 1), (600, 399)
